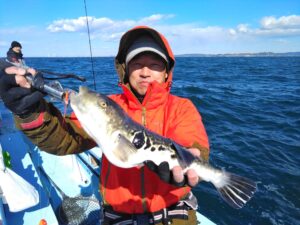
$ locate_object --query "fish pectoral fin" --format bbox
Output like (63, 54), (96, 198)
(112, 133), (141, 165)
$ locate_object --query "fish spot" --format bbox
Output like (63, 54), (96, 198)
(171, 154), (177, 159)
(144, 137), (151, 150)
(158, 146), (165, 151)
(132, 132), (145, 149)
(130, 129), (137, 135)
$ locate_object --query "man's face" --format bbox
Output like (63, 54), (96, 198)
(128, 52), (167, 96)
(12, 47), (21, 53)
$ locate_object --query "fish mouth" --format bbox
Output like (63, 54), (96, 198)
(69, 86), (87, 103)
(69, 90), (79, 103)
(69, 91), (77, 99)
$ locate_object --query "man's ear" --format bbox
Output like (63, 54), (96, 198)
(165, 73), (169, 82)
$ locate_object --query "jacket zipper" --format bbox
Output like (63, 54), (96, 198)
(141, 106), (148, 212)
(127, 86), (149, 212)
(141, 107), (146, 126)
(141, 85), (152, 127)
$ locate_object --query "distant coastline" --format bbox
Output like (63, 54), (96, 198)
(177, 52), (300, 57)
(2, 52), (300, 58)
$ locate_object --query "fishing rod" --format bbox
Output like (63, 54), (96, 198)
(1, 59), (84, 99)
(23, 0), (93, 100)
(0, 59), (85, 82)
(26, 74), (68, 101)
(38, 69), (86, 82)
(83, 0), (97, 90)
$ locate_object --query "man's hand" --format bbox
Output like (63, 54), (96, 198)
(0, 70), (44, 116)
(15, 75), (31, 88)
(145, 147), (201, 187)
(171, 148), (200, 187)
(5, 66), (26, 76)
(4, 66), (37, 77)
(26, 67), (37, 76)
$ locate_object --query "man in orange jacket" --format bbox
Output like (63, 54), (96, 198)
(0, 26), (209, 224)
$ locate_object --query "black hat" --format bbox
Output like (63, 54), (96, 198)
(11, 41), (22, 48)
(125, 35), (169, 67)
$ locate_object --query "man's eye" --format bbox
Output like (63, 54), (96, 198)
(149, 63), (164, 70)
(132, 63), (143, 68)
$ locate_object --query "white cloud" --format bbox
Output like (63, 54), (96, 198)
(236, 24), (250, 33)
(43, 13), (300, 55)
(231, 15), (300, 37)
(139, 14), (175, 24)
(46, 14), (174, 41)
(47, 16), (116, 32)
(229, 28), (236, 35)
(1, 14), (299, 56)
(261, 15), (300, 29)
(46, 14), (300, 44)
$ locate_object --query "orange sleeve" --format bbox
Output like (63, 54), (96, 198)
(165, 98), (210, 159)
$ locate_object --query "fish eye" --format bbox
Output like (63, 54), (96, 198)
(98, 100), (107, 108)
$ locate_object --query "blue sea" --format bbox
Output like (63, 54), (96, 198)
(24, 57), (300, 225)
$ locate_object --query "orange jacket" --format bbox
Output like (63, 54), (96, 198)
(100, 26), (209, 213)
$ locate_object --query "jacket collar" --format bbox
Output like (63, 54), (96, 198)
(121, 80), (172, 110)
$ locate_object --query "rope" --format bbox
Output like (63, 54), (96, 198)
(83, 0), (97, 90)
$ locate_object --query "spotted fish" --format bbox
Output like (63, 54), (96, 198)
(70, 86), (257, 209)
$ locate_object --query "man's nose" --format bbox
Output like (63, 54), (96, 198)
(140, 66), (151, 76)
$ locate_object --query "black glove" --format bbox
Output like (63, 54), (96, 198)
(0, 71), (45, 116)
(26, 72), (45, 91)
(144, 161), (187, 187)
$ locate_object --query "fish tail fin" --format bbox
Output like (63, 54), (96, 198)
(213, 172), (257, 209)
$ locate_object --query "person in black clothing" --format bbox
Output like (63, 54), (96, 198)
(6, 41), (36, 74)
(7, 41), (24, 65)
(0, 59), (41, 115)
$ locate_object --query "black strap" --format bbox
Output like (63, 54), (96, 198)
(103, 201), (190, 225)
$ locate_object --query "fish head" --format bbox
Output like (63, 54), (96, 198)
(70, 86), (117, 140)
(70, 86), (109, 115)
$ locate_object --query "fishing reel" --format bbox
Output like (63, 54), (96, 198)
(25, 73), (76, 104)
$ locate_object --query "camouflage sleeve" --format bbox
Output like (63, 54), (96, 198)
(14, 99), (96, 155)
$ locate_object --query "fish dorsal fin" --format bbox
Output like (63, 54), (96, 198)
(79, 86), (88, 94)
(171, 141), (196, 169)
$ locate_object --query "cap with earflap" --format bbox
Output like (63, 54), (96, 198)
(125, 35), (169, 67)
(11, 41), (22, 49)
(115, 26), (175, 84)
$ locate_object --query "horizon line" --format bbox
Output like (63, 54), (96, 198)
(1, 51), (300, 58)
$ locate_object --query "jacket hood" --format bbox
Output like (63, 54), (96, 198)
(115, 26), (175, 85)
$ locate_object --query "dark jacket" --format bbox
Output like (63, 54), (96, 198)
(6, 48), (23, 64)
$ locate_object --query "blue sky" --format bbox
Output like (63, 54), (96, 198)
(1, 0), (300, 57)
